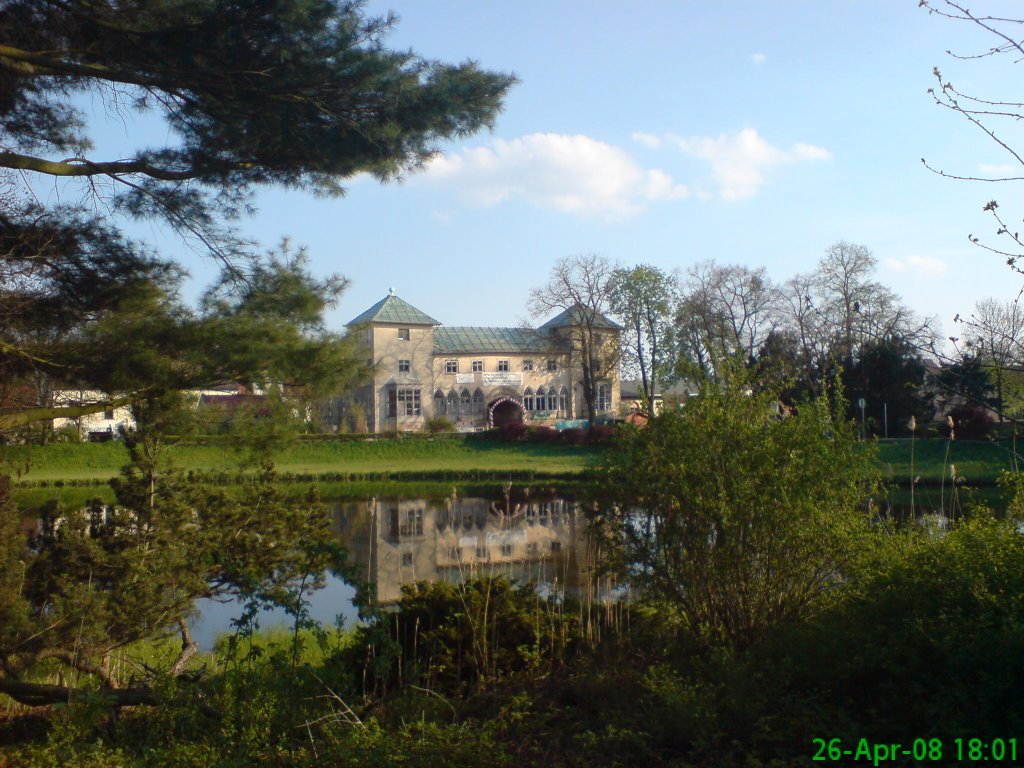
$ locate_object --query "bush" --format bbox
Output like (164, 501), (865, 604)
(424, 416), (456, 434)
(498, 422), (529, 442)
(945, 403), (995, 440)
(597, 382), (878, 649)
(350, 578), (583, 697)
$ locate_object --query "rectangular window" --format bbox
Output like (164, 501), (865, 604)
(398, 359), (410, 373)
(472, 360), (483, 373)
(522, 359), (534, 371)
(401, 552), (413, 566)
(546, 359), (558, 372)
(596, 383), (612, 412)
(396, 387), (421, 416)
(398, 328), (410, 341)
(500, 543), (514, 557)
(449, 547), (462, 561)
(498, 360), (509, 372)
(399, 508), (423, 537)
(444, 360), (458, 374)
(475, 546), (488, 560)
(526, 542), (538, 556)
(550, 541), (562, 553)
(103, 407), (115, 420)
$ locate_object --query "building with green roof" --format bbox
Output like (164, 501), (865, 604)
(337, 291), (620, 432)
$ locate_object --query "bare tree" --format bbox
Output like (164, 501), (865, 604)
(529, 254), (621, 425)
(921, 1), (1024, 270)
(673, 261), (780, 387)
(957, 297), (1024, 419)
(774, 242), (937, 396)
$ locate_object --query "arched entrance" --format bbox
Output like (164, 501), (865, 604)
(488, 396), (524, 428)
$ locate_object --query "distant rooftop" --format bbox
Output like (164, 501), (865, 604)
(434, 327), (566, 355)
(347, 292), (440, 326)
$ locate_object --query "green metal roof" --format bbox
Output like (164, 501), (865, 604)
(347, 293), (440, 326)
(538, 304), (622, 331)
(434, 327), (567, 354)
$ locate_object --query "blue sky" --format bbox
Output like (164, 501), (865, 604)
(82, 1), (1024, 341)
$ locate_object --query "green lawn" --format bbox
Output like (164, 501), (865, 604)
(1, 438), (604, 483)
(875, 437), (1024, 485)
(5, 436), (1024, 488)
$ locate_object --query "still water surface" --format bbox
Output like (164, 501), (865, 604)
(193, 488), (615, 648)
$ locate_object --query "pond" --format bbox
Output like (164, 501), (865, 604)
(192, 486), (621, 648)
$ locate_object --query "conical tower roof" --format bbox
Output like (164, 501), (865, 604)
(538, 303), (622, 331)
(347, 292), (440, 326)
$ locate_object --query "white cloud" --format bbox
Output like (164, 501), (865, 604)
(750, 52), (767, 65)
(664, 128), (832, 201)
(979, 162), (1020, 177)
(423, 133), (689, 218)
(632, 131), (663, 149)
(885, 254), (948, 276)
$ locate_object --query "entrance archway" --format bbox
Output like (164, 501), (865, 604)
(488, 397), (524, 428)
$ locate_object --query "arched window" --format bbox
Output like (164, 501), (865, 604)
(460, 388), (471, 411)
(559, 387), (569, 413)
(547, 388), (558, 411)
(447, 389), (459, 416)
(473, 388), (484, 413)
(523, 386), (534, 412)
(535, 387), (546, 412)
(433, 389), (445, 415)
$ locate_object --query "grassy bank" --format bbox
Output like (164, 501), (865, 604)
(875, 437), (1024, 485)
(1, 438), (604, 484)
(4, 435), (1024, 488)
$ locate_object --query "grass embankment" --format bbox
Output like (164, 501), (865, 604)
(875, 437), (1024, 486)
(5, 436), (1023, 489)
(1, 438), (604, 484)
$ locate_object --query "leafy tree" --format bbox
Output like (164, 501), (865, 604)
(931, 350), (997, 419)
(1, 234), (365, 435)
(750, 329), (807, 399)
(0, 0), (515, 428)
(529, 254), (621, 424)
(842, 335), (929, 436)
(0, 410), (346, 708)
(597, 379), (878, 649)
(0, 0), (514, 253)
(609, 264), (676, 411)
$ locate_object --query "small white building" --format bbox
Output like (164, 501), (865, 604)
(51, 387), (242, 440)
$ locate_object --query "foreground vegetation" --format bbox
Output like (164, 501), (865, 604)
(10, 381), (1023, 766)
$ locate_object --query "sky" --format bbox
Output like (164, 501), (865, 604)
(76, 1), (1024, 343)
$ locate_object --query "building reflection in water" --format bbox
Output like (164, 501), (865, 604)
(333, 490), (621, 607)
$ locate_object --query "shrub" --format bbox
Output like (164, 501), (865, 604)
(498, 422), (529, 442)
(424, 416), (456, 434)
(597, 382), (878, 649)
(945, 404), (995, 440)
(558, 427), (586, 446)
